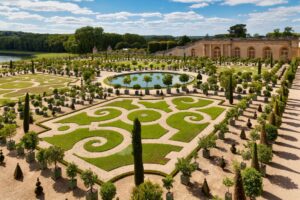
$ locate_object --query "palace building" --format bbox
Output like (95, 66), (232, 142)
(156, 38), (300, 60)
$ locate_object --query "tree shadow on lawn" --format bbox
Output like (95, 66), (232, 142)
(215, 145), (227, 153)
(273, 150), (300, 161)
(29, 161), (40, 172)
(40, 168), (52, 178)
(269, 162), (300, 174)
(187, 181), (211, 199)
(284, 121), (300, 128)
(72, 187), (86, 198)
(224, 137), (238, 145)
(268, 174), (298, 190)
(261, 191), (282, 200)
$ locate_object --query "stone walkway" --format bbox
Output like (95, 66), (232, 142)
(260, 67), (300, 200)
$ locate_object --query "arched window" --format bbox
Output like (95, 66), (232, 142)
(248, 47), (255, 59)
(191, 48), (196, 57)
(263, 47), (272, 59)
(280, 48), (289, 59)
(233, 47), (240, 58)
(213, 47), (221, 58)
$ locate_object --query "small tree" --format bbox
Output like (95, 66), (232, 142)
(47, 146), (64, 169)
(257, 144), (273, 165)
(35, 178), (44, 197)
(242, 167), (263, 199)
(163, 74), (173, 91)
(81, 169), (98, 193)
(66, 162), (78, 189)
(36, 148), (49, 170)
(162, 175), (174, 193)
(223, 177), (234, 193)
(198, 134), (217, 158)
(176, 157), (197, 185)
(23, 93), (30, 133)
(100, 182), (117, 200)
(14, 163), (23, 180)
(260, 123), (268, 145)
(21, 131), (39, 153)
(132, 118), (144, 186)
(131, 180), (163, 200)
(179, 74), (190, 87)
(143, 75), (152, 89)
(233, 166), (246, 200)
(251, 142), (260, 171)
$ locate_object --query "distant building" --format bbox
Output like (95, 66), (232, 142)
(156, 38), (300, 60)
(92, 46), (98, 54)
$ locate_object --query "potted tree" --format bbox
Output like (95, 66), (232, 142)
(223, 177), (234, 200)
(198, 135), (217, 159)
(133, 84), (141, 96)
(175, 158), (197, 185)
(66, 162), (78, 189)
(0, 149), (5, 165)
(21, 131), (39, 163)
(163, 74), (173, 94)
(100, 181), (116, 200)
(16, 142), (25, 156)
(162, 175), (174, 200)
(143, 75), (152, 95)
(5, 124), (17, 151)
(47, 146), (64, 180)
(179, 73), (190, 92)
(36, 148), (48, 170)
(81, 169), (98, 200)
(257, 144), (273, 177)
(123, 75), (131, 95)
(214, 122), (229, 140)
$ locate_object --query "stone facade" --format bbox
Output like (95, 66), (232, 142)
(156, 38), (300, 60)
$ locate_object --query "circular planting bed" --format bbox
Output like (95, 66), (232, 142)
(127, 109), (161, 122)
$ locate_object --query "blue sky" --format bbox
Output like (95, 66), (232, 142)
(0, 0), (300, 36)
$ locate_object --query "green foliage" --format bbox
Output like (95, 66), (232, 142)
(202, 178), (210, 197)
(47, 146), (64, 168)
(21, 131), (38, 151)
(265, 124), (278, 143)
(223, 177), (234, 192)
(175, 157), (197, 177)
(81, 169), (98, 191)
(242, 167), (263, 199)
(233, 168), (246, 200)
(66, 162), (78, 180)
(132, 118), (144, 186)
(251, 143), (260, 171)
(23, 93), (30, 133)
(162, 74), (173, 88)
(14, 163), (23, 180)
(100, 182), (117, 200)
(162, 175), (174, 191)
(257, 144), (273, 164)
(198, 134), (217, 150)
(131, 180), (163, 200)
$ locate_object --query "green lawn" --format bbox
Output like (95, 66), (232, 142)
(58, 126), (70, 131)
(172, 97), (213, 110)
(99, 120), (168, 139)
(0, 50), (76, 60)
(167, 112), (209, 142)
(43, 128), (123, 152)
(0, 82), (34, 89)
(0, 90), (13, 95)
(198, 106), (226, 120)
(217, 65), (268, 74)
(127, 110), (161, 122)
(139, 101), (172, 113)
(80, 143), (182, 171)
(57, 108), (122, 125)
(104, 99), (139, 110)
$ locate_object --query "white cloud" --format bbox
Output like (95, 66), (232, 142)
(223, 0), (288, 6)
(1, 11), (45, 21)
(96, 12), (162, 20)
(45, 16), (94, 25)
(0, 0), (95, 15)
(190, 3), (209, 8)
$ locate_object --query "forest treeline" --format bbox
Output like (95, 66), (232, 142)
(0, 25), (298, 54)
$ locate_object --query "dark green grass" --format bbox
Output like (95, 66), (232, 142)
(198, 106), (226, 120)
(172, 97), (213, 110)
(104, 99), (138, 110)
(139, 101), (172, 113)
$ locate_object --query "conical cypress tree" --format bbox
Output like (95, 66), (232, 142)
(251, 143), (260, 171)
(258, 59), (262, 75)
(269, 112), (276, 126)
(31, 60), (35, 74)
(132, 118), (144, 186)
(270, 53), (273, 68)
(229, 74), (233, 104)
(23, 93), (30, 133)
(260, 123), (268, 145)
(14, 163), (23, 180)
(233, 168), (246, 200)
(202, 178), (210, 197)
